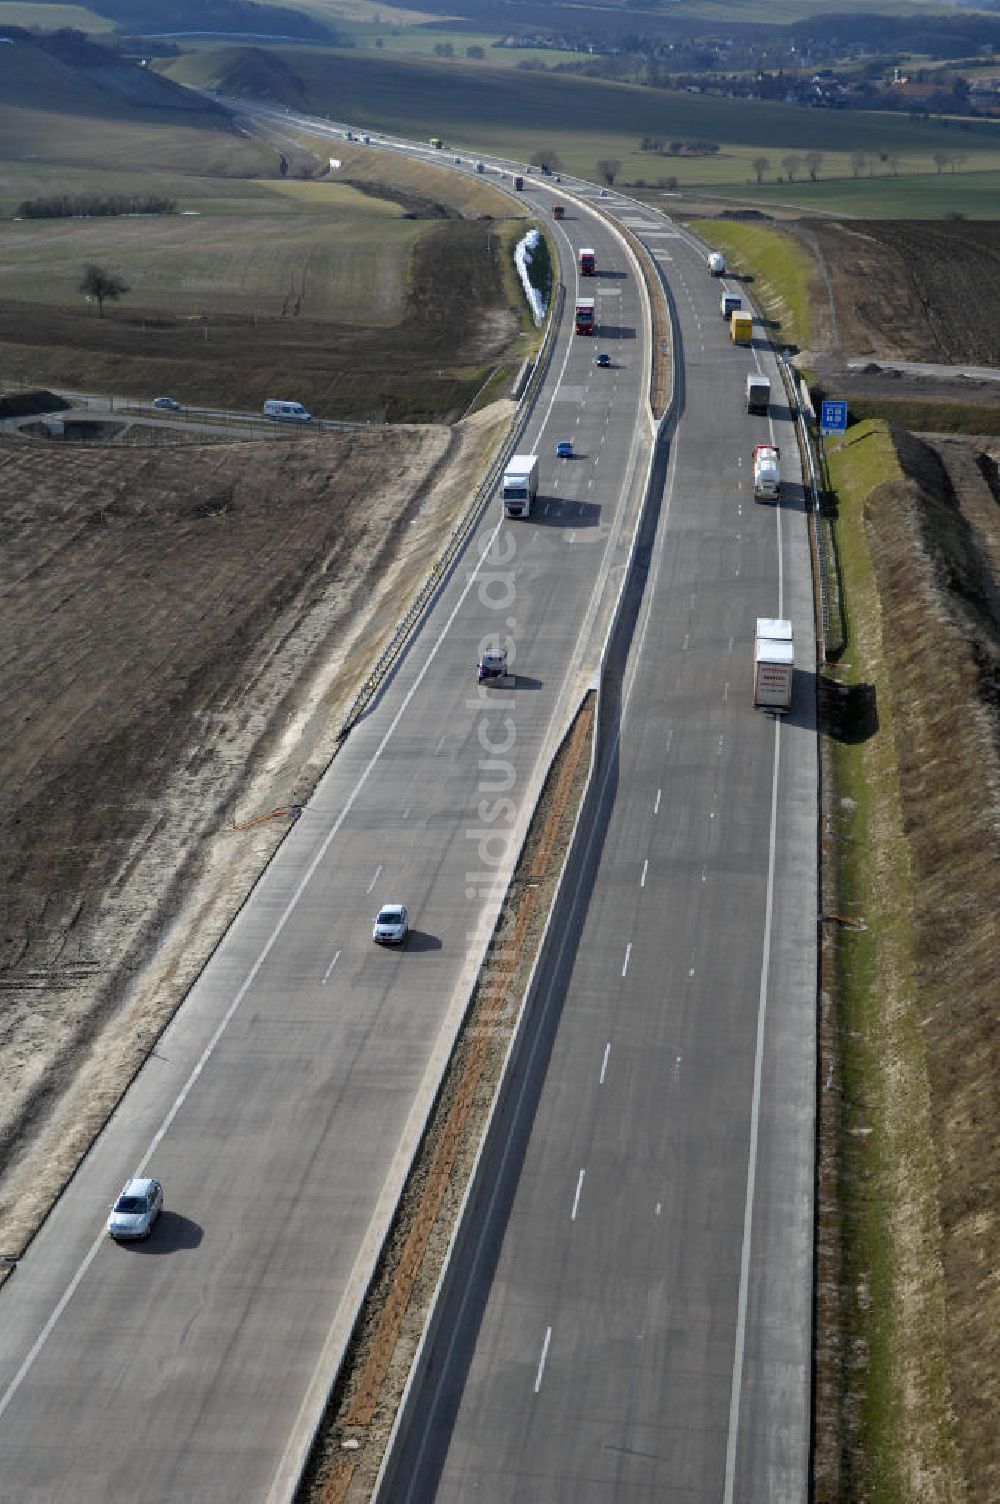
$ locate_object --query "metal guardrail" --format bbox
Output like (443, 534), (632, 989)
(338, 282), (567, 736)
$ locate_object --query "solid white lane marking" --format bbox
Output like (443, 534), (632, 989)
(640, 859), (648, 888)
(402, 806), (410, 820)
(653, 788), (662, 814)
(723, 682), (730, 703)
(534, 1326), (552, 1393)
(321, 950), (341, 985)
(655, 1202), (662, 1217)
(600, 1042), (611, 1084)
(622, 942), (632, 978)
(0, 491), (519, 1416)
(571, 1170), (586, 1221)
(366, 864), (383, 894)
(724, 719), (783, 1504)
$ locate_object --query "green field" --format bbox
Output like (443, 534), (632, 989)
(716, 168), (1000, 220)
(0, 1), (112, 27)
(162, 46), (1000, 198)
(0, 178), (427, 322)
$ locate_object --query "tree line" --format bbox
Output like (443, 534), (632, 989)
(16, 193), (176, 221)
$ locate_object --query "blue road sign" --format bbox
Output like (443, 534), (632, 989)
(821, 399), (848, 433)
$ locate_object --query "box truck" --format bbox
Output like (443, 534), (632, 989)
(753, 619), (794, 710)
(578, 247), (596, 276)
(501, 454), (539, 518)
(730, 311), (753, 344)
(745, 373), (771, 414)
(752, 444), (781, 502)
(552, 204), (565, 220)
(513, 175), (524, 190)
(575, 297), (596, 335)
(720, 291), (742, 319)
(708, 252), (726, 275)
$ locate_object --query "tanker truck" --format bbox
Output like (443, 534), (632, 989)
(752, 444), (781, 503)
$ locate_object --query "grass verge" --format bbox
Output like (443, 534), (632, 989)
(687, 217), (817, 351)
(815, 417), (983, 1504)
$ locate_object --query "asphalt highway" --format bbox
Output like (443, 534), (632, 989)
(0, 164), (653, 1500)
(385, 203), (817, 1504)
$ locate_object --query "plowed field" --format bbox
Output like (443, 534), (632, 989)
(807, 219), (1000, 366)
(0, 404), (510, 1251)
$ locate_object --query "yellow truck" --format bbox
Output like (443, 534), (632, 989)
(730, 311), (753, 344)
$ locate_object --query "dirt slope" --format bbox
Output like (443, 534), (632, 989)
(0, 405), (511, 1251)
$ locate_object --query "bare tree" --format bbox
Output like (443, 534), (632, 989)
(849, 150), (868, 178)
(951, 151), (967, 172)
(596, 158), (622, 187)
(804, 150), (824, 182)
(530, 148), (564, 174)
(932, 149), (951, 174)
(886, 152), (902, 176)
(751, 155), (770, 185)
(781, 154), (801, 182)
(79, 264), (129, 319)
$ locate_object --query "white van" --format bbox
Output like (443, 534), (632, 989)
(263, 399), (311, 422)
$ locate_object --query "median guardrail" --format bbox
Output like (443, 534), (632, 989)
(370, 197), (680, 1503)
(338, 282), (567, 737)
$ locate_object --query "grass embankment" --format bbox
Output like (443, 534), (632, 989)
(687, 217), (817, 352)
(817, 418), (998, 1503)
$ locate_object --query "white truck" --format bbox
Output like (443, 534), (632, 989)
(753, 619), (794, 710)
(746, 373), (771, 415)
(752, 443), (781, 502)
(720, 290), (742, 318)
(708, 251), (726, 275)
(501, 453), (539, 518)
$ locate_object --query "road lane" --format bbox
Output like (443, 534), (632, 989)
(386, 201), (816, 1504)
(0, 167), (655, 1502)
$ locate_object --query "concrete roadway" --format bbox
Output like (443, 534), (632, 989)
(0, 188), (653, 1500)
(387, 208), (817, 1502)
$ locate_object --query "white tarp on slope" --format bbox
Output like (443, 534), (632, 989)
(515, 228), (548, 326)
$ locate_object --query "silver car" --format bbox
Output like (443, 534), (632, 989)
(372, 904), (408, 945)
(107, 1177), (163, 1241)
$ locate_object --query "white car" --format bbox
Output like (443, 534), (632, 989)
(107, 1177), (163, 1241)
(373, 904), (408, 945)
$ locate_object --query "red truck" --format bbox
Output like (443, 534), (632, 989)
(578, 247), (596, 276)
(575, 298), (596, 335)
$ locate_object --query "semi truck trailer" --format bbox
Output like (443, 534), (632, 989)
(575, 297), (596, 334)
(753, 619), (794, 710)
(501, 454), (539, 518)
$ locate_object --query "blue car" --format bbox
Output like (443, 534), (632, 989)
(556, 440), (574, 458)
